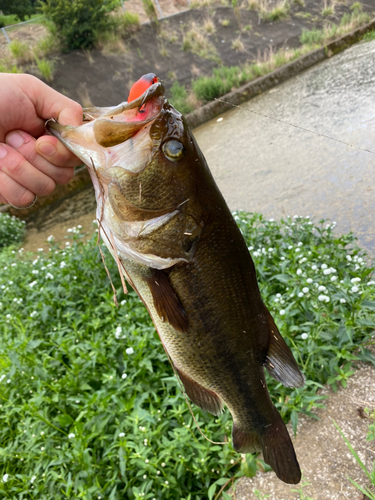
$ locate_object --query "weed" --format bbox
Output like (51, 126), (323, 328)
(35, 57), (54, 82)
(182, 22), (219, 61)
(114, 10), (140, 37)
(221, 18), (230, 26)
(203, 18), (216, 34)
(260, 0), (291, 21)
(242, 23), (252, 32)
(300, 28), (324, 45)
(295, 11), (312, 18)
(142, 0), (158, 22)
(159, 43), (169, 57)
(33, 32), (60, 59)
(231, 36), (245, 51)
(291, 478), (316, 499)
(0, 62), (22, 73)
(294, 0), (305, 6)
(9, 39), (31, 63)
(363, 30), (375, 41)
(334, 420), (375, 499)
(169, 81), (194, 114)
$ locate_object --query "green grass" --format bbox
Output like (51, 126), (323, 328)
(363, 30), (375, 41)
(35, 57), (54, 82)
(0, 13), (42, 27)
(0, 214), (374, 498)
(8, 39), (31, 62)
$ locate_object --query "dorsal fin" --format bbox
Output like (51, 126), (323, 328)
(265, 312), (305, 388)
(174, 366), (223, 416)
(145, 269), (189, 333)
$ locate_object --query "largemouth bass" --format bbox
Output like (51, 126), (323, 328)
(47, 74), (304, 484)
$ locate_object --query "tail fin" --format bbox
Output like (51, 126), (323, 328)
(261, 410), (301, 484)
(232, 410), (301, 485)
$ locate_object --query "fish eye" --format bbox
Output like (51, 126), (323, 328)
(162, 139), (186, 162)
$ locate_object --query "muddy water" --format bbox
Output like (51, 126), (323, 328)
(24, 39), (375, 253)
(194, 39), (375, 254)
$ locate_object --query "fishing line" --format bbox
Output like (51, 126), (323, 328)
(158, 73), (375, 156)
(199, 94), (375, 156)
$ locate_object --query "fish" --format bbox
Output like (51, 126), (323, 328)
(47, 74), (305, 484)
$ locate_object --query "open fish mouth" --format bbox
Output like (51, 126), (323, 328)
(46, 81), (165, 176)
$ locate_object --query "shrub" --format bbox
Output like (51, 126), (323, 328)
(0, 215), (374, 498)
(169, 81), (194, 115)
(0, 0), (34, 21)
(40, 0), (120, 51)
(0, 15), (7, 28)
(0, 213), (25, 250)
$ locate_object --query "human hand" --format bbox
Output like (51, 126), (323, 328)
(0, 73), (83, 208)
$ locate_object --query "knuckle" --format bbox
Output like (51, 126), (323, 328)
(55, 167), (74, 185)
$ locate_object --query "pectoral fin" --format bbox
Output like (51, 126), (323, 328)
(145, 269), (189, 333)
(175, 366), (223, 416)
(265, 312), (305, 388)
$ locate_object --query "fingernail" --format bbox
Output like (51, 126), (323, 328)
(6, 131), (24, 149)
(0, 144), (8, 159)
(37, 141), (57, 157)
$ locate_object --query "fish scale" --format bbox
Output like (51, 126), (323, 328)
(47, 75), (305, 485)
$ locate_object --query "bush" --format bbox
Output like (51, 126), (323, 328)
(169, 81), (194, 115)
(40, 0), (121, 50)
(0, 213), (25, 251)
(0, 0), (34, 21)
(0, 215), (374, 498)
(0, 15), (7, 28)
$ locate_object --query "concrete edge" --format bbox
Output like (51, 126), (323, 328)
(1, 19), (374, 219)
(185, 18), (375, 129)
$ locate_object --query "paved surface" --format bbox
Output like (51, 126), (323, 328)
(194, 39), (375, 256)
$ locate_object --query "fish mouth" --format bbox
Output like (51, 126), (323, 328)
(46, 81), (165, 149)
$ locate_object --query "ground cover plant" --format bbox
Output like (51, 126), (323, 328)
(0, 213), (25, 251)
(0, 213), (374, 499)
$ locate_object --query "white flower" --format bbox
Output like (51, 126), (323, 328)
(312, 265), (318, 270)
(41, 447), (45, 451)
(30, 311), (38, 318)
(47, 235), (54, 242)
(346, 255), (352, 261)
(114, 326), (122, 339)
(323, 269), (331, 275)
(143, 474), (147, 479)
(165, 481), (169, 484)
(351, 286), (359, 293)
(46, 273), (54, 279)
(351, 277), (361, 283)
(295, 248), (300, 253)
(302, 287), (309, 294)
(321, 264), (328, 270)
(126, 347), (134, 355)
(29, 280), (38, 288)
(340, 298), (346, 304)
(119, 432), (125, 437)
(60, 261), (66, 268)
(121, 300), (127, 305)
(37, 248), (44, 252)
(161, 462), (165, 467)
(318, 285), (327, 292)
(2, 474), (9, 482)
(296, 269), (302, 276)
(330, 276), (337, 281)
(122, 373), (127, 379)
(67, 228), (73, 233)
(297, 242), (303, 247)
(279, 309), (285, 316)
(6, 314), (11, 319)
(306, 278), (313, 284)
(318, 294), (330, 302)
(30, 475), (36, 483)
(298, 292), (304, 297)
(68, 433), (75, 439)
(368, 281), (375, 285)
(301, 333), (308, 340)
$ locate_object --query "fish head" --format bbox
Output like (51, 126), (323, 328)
(47, 76), (208, 268)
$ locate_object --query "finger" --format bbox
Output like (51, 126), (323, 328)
(0, 169), (36, 208)
(35, 135), (81, 169)
(0, 143), (55, 198)
(18, 75), (83, 126)
(6, 131), (76, 185)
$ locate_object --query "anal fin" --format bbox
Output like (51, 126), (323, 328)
(146, 269), (189, 333)
(175, 366), (223, 416)
(265, 312), (305, 388)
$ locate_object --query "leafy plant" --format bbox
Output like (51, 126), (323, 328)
(363, 29), (375, 41)
(40, 0), (120, 50)
(0, 0), (35, 21)
(0, 213), (25, 251)
(0, 214), (374, 498)
(169, 81), (194, 115)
